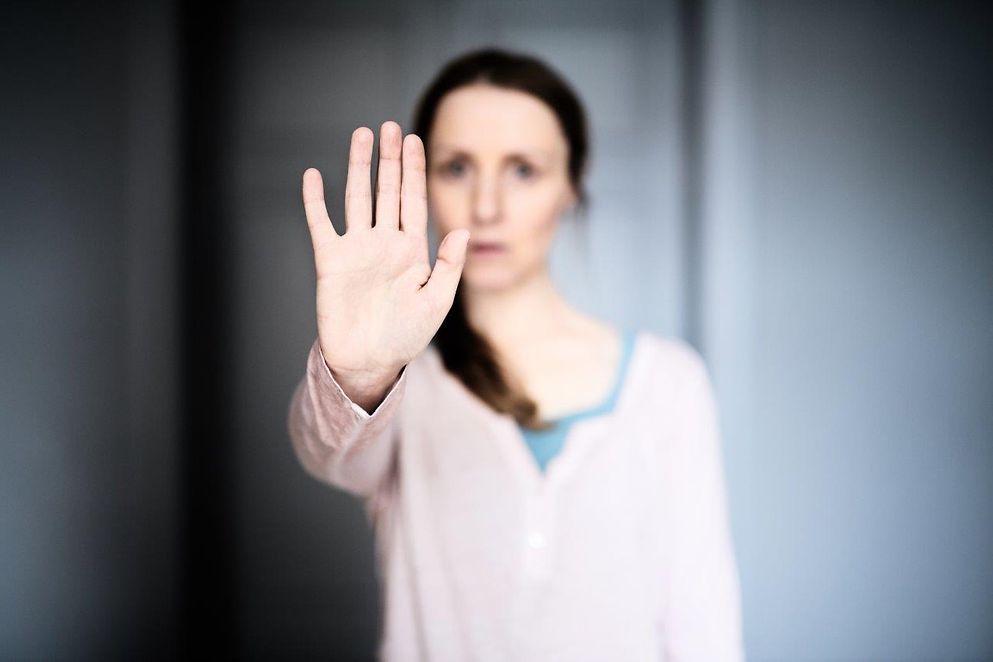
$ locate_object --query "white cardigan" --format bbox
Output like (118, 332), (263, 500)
(288, 330), (745, 661)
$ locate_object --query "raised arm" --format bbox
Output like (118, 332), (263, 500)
(287, 120), (469, 502)
(659, 349), (746, 661)
(287, 336), (408, 499)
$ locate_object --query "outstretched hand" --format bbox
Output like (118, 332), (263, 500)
(301, 121), (470, 388)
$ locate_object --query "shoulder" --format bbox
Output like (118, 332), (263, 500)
(636, 330), (710, 385)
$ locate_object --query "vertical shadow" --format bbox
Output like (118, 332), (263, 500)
(177, 0), (238, 656)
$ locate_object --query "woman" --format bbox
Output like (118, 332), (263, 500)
(288, 47), (744, 661)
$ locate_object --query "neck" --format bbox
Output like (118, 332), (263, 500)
(462, 267), (572, 349)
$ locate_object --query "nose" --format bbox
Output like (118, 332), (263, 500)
(471, 177), (501, 225)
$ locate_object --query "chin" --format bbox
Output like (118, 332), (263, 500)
(460, 268), (519, 293)
(462, 260), (538, 294)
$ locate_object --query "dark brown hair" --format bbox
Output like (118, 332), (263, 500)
(411, 47), (591, 431)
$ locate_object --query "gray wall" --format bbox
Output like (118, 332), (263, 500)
(0, 0), (180, 659)
(1, 0), (990, 659)
(700, 2), (993, 658)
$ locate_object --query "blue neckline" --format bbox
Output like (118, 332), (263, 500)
(521, 328), (637, 428)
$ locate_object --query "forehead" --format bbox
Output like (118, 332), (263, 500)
(429, 84), (567, 162)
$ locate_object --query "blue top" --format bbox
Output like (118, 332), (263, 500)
(517, 328), (638, 473)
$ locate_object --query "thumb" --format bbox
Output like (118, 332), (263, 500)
(422, 229), (470, 314)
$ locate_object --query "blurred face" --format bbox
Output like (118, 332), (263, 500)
(426, 83), (577, 292)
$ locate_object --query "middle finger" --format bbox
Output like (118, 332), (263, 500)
(374, 121), (403, 231)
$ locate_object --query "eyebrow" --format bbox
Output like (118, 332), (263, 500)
(430, 144), (555, 166)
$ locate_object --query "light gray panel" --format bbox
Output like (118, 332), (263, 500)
(699, 1), (993, 659)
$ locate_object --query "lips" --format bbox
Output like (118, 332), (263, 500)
(469, 241), (506, 252)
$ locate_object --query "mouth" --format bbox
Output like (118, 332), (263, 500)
(469, 241), (507, 255)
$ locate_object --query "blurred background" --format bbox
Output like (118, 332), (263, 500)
(2, 0), (991, 659)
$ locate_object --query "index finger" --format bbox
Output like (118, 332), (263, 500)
(302, 167), (339, 253)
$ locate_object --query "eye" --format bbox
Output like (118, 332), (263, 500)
(513, 162), (536, 180)
(441, 160), (467, 178)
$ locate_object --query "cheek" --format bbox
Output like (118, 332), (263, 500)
(506, 186), (564, 240)
(427, 180), (466, 231)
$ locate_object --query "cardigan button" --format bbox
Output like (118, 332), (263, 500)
(527, 531), (547, 549)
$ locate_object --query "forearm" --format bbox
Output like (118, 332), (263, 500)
(287, 337), (408, 498)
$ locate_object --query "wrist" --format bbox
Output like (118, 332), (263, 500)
(327, 362), (403, 412)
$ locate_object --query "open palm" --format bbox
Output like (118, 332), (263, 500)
(302, 122), (470, 384)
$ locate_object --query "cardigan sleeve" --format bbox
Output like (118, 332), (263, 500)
(287, 336), (408, 504)
(658, 349), (746, 661)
